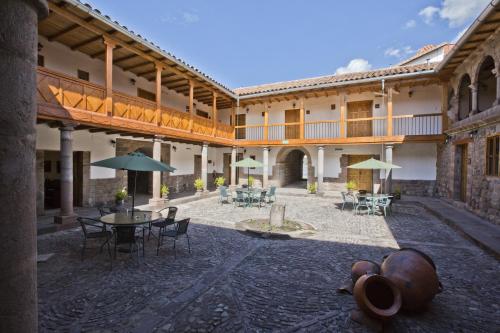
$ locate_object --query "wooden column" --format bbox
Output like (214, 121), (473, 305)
(387, 88), (393, 136)
(299, 97), (305, 139)
(104, 38), (116, 116)
(155, 63), (163, 126)
(340, 93), (346, 137)
(441, 82), (449, 131)
(263, 101), (269, 140)
(234, 100), (240, 139)
(212, 92), (218, 136)
(188, 80), (195, 132)
(231, 146), (237, 186)
(263, 147), (269, 188)
(201, 143), (208, 191)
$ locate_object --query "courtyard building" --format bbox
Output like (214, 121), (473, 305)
(33, 0), (500, 225)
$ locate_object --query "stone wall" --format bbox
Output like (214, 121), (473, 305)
(392, 179), (436, 197)
(436, 123), (500, 224)
(36, 150), (45, 215)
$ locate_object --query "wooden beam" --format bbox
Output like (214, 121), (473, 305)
(135, 68), (157, 76)
(155, 64), (163, 126)
(264, 101), (269, 140)
(48, 17), (94, 41)
(212, 92), (218, 136)
(114, 53), (140, 64)
(387, 88), (393, 136)
(71, 31), (113, 50)
(340, 93), (346, 138)
(123, 61), (150, 71)
(161, 78), (186, 85)
(104, 38), (115, 116)
(188, 80), (195, 132)
(299, 97), (305, 139)
(441, 82), (449, 132)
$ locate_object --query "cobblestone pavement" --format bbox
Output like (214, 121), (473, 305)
(38, 196), (500, 332)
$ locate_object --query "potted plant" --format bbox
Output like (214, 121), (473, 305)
(307, 182), (318, 195)
(194, 178), (204, 194)
(160, 184), (169, 199)
(248, 176), (255, 188)
(115, 187), (127, 206)
(346, 180), (357, 194)
(214, 176), (225, 188)
(392, 187), (401, 200)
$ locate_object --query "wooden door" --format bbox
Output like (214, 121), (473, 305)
(235, 114), (246, 139)
(285, 109), (300, 139)
(460, 145), (468, 202)
(194, 155), (202, 180)
(73, 151), (83, 207)
(347, 155), (373, 192)
(347, 101), (373, 137)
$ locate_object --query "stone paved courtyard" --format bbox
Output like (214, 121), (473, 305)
(37, 195), (500, 332)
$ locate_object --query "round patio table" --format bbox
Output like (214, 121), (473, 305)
(100, 211), (162, 226)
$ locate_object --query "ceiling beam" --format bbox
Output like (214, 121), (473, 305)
(123, 61), (151, 71)
(71, 31), (113, 50)
(114, 53), (140, 63)
(48, 17), (94, 41)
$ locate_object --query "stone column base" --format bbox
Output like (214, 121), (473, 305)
(148, 197), (169, 207)
(54, 214), (77, 224)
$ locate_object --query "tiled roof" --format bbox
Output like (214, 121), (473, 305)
(235, 63), (438, 97)
(398, 43), (454, 66)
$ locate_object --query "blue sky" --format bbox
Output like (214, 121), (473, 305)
(84, 0), (489, 88)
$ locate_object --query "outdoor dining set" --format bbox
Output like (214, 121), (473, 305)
(341, 191), (393, 216)
(218, 185), (277, 208)
(78, 205), (190, 263)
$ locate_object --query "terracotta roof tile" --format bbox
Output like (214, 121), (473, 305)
(235, 63), (438, 97)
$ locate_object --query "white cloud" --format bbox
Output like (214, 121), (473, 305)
(384, 46), (414, 58)
(419, 6), (439, 25)
(182, 11), (199, 24)
(452, 27), (468, 43)
(439, 0), (489, 27)
(404, 19), (416, 29)
(418, 0), (489, 27)
(335, 59), (372, 75)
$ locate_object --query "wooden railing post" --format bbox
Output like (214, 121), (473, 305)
(299, 97), (305, 139)
(155, 62), (163, 126)
(264, 101), (269, 140)
(188, 80), (194, 132)
(234, 100), (239, 139)
(104, 37), (116, 116)
(340, 93), (346, 137)
(387, 87), (393, 136)
(212, 91), (218, 136)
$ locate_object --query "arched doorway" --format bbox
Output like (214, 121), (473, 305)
(458, 74), (472, 120)
(477, 56), (496, 112)
(274, 147), (314, 188)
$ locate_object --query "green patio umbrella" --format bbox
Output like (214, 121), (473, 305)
(347, 158), (401, 194)
(92, 151), (176, 214)
(232, 157), (263, 187)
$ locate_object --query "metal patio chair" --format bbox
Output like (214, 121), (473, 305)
(77, 217), (113, 261)
(150, 206), (178, 240)
(157, 218), (191, 257)
(376, 196), (392, 216)
(266, 186), (276, 203)
(355, 195), (372, 215)
(341, 192), (356, 210)
(234, 190), (247, 207)
(219, 186), (231, 205)
(112, 226), (145, 260)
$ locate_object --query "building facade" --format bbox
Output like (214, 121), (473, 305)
(35, 0), (499, 224)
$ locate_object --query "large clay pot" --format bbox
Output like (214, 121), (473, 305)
(353, 274), (402, 320)
(351, 260), (380, 284)
(381, 248), (442, 311)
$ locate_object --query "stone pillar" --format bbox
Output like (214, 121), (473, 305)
(55, 124), (77, 224)
(149, 136), (162, 205)
(263, 147), (269, 188)
(317, 146), (325, 193)
(0, 1), (48, 332)
(385, 144), (394, 194)
(201, 143), (208, 191)
(231, 147), (237, 186)
(470, 83), (478, 115)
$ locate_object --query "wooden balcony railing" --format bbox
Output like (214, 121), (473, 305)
(235, 113), (442, 142)
(37, 67), (234, 141)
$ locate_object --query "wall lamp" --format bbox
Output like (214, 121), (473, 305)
(469, 130), (478, 138)
(129, 78), (136, 86)
(172, 146), (177, 152)
(110, 139), (116, 147)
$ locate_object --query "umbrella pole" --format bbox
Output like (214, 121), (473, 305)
(132, 170), (137, 216)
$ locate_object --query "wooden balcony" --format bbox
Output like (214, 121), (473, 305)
(36, 67), (234, 144)
(235, 113), (443, 146)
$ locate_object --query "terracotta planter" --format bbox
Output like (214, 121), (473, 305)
(351, 260), (381, 284)
(381, 248), (442, 311)
(353, 274), (402, 320)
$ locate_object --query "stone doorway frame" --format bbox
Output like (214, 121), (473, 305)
(273, 146), (315, 187)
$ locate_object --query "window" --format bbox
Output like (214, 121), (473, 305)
(486, 135), (499, 176)
(37, 55), (44, 67)
(77, 69), (89, 81)
(137, 88), (155, 102)
(196, 110), (209, 118)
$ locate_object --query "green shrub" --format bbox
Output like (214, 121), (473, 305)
(308, 182), (317, 194)
(115, 187), (127, 201)
(346, 180), (357, 191)
(248, 176), (254, 187)
(160, 184), (169, 197)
